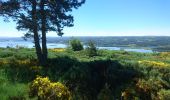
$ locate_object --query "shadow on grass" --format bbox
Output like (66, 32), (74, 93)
(3, 55), (141, 99)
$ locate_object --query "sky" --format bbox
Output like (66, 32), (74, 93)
(0, 0), (170, 37)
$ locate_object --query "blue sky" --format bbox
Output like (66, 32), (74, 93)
(0, 0), (170, 37)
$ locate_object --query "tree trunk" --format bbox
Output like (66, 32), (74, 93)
(32, 0), (43, 65)
(40, 0), (48, 66)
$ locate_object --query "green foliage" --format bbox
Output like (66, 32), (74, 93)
(0, 48), (36, 60)
(4, 60), (39, 82)
(1, 48), (170, 99)
(97, 84), (114, 100)
(135, 78), (163, 99)
(157, 89), (170, 100)
(0, 84), (28, 100)
(0, 0), (85, 65)
(69, 39), (84, 51)
(86, 41), (97, 57)
(0, 74), (29, 100)
(0, 50), (14, 58)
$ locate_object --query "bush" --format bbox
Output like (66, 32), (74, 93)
(86, 41), (97, 57)
(97, 84), (114, 100)
(0, 50), (14, 58)
(157, 89), (170, 100)
(69, 39), (83, 51)
(135, 78), (164, 100)
(29, 76), (71, 100)
(3, 58), (39, 82)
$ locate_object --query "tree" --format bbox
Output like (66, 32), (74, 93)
(0, 0), (85, 66)
(69, 38), (84, 51)
(86, 41), (97, 57)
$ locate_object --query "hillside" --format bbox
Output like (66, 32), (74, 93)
(0, 47), (170, 99)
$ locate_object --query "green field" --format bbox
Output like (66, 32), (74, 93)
(0, 47), (170, 100)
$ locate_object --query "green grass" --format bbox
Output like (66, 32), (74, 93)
(0, 69), (27, 100)
(0, 47), (170, 99)
(0, 82), (28, 100)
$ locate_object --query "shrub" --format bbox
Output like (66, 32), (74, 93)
(29, 76), (71, 100)
(69, 39), (83, 51)
(136, 78), (164, 100)
(8, 96), (26, 100)
(3, 59), (39, 82)
(157, 89), (170, 100)
(138, 60), (169, 68)
(97, 84), (114, 100)
(86, 41), (97, 57)
(0, 50), (14, 58)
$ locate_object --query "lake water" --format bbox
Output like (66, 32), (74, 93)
(0, 41), (67, 48)
(0, 37), (153, 53)
(98, 47), (153, 53)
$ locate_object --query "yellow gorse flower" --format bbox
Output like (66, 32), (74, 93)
(49, 48), (65, 52)
(30, 76), (71, 100)
(0, 59), (37, 65)
(138, 60), (169, 68)
(17, 60), (30, 64)
(160, 52), (170, 57)
(0, 60), (8, 65)
(30, 66), (42, 72)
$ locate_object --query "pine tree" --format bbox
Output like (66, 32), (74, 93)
(0, 0), (85, 66)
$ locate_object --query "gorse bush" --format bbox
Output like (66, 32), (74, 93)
(157, 89), (170, 100)
(138, 60), (169, 68)
(1, 48), (170, 99)
(29, 76), (71, 100)
(86, 41), (97, 57)
(69, 39), (83, 51)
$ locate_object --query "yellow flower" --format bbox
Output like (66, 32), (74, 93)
(49, 48), (65, 52)
(138, 60), (169, 68)
(30, 76), (71, 100)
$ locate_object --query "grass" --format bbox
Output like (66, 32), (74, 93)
(0, 82), (28, 100)
(0, 68), (28, 100)
(0, 47), (170, 99)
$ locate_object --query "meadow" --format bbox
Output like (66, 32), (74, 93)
(0, 46), (170, 100)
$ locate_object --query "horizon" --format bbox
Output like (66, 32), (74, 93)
(1, 35), (170, 38)
(0, 0), (170, 37)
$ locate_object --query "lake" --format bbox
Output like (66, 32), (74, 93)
(0, 37), (153, 53)
(98, 47), (153, 53)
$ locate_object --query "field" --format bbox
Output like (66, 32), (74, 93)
(0, 47), (170, 100)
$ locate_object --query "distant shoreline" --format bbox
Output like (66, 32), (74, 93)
(0, 36), (170, 52)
